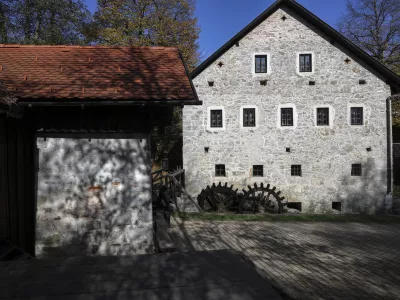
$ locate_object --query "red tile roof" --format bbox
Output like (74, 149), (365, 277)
(0, 45), (199, 103)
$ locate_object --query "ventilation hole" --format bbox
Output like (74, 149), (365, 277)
(359, 79), (366, 85)
(286, 147), (291, 153)
(344, 58), (351, 64)
(281, 15), (287, 21)
(309, 81), (316, 85)
(208, 81), (214, 87)
(330, 39), (335, 45)
(260, 80), (267, 86)
(235, 42), (240, 47)
(204, 147), (209, 153)
(217, 61), (224, 68)
(366, 147), (372, 152)
(287, 202), (302, 212)
(332, 202), (342, 211)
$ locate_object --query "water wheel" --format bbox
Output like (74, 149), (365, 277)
(239, 183), (287, 214)
(197, 182), (240, 212)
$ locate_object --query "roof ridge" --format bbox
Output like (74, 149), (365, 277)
(0, 44), (178, 51)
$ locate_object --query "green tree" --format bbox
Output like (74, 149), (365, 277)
(93, 0), (200, 70)
(0, 0), (91, 45)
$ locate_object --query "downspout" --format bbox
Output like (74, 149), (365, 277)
(387, 96), (393, 195)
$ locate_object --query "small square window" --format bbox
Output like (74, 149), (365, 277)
(317, 108), (329, 126)
(215, 164), (226, 177)
(299, 54), (312, 72)
(291, 165), (302, 176)
(210, 110), (223, 128)
(351, 107), (363, 125)
(351, 164), (362, 176)
(243, 108), (256, 127)
(253, 165), (263, 177)
(255, 55), (267, 73)
(281, 108), (294, 126)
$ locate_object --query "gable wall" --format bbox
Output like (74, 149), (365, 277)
(183, 7), (392, 213)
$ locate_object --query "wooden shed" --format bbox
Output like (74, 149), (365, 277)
(0, 45), (200, 257)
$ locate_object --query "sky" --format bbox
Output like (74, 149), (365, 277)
(83, 0), (348, 61)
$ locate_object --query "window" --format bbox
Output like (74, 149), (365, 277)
(215, 164), (226, 177)
(281, 108), (294, 126)
(210, 109), (223, 128)
(351, 107), (363, 125)
(291, 165), (302, 176)
(351, 164), (362, 176)
(243, 108), (256, 127)
(255, 55), (267, 73)
(253, 165), (263, 177)
(299, 54), (312, 72)
(317, 108), (329, 126)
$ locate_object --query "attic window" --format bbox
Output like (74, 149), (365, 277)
(351, 164), (362, 176)
(255, 55), (268, 73)
(299, 54), (312, 72)
(291, 165), (302, 177)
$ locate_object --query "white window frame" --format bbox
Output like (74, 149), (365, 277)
(207, 106), (226, 131)
(277, 104), (298, 129)
(313, 105), (334, 128)
(348, 104), (366, 127)
(296, 52), (315, 76)
(240, 105), (259, 129)
(252, 53), (271, 76)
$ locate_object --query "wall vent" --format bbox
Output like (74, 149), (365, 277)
(309, 81), (316, 85)
(359, 79), (366, 85)
(208, 81), (214, 87)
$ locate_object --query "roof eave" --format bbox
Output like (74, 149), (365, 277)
(17, 99), (202, 107)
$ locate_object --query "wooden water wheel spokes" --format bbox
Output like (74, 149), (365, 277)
(197, 182), (240, 212)
(239, 183), (287, 214)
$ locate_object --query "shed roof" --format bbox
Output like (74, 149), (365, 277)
(0, 45), (200, 105)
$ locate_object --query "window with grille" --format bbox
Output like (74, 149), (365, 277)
(317, 108), (329, 126)
(210, 109), (223, 128)
(299, 54), (312, 72)
(281, 108), (294, 126)
(243, 108), (256, 127)
(351, 164), (362, 176)
(215, 164), (226, 177)
(253, 165), (263, 177)
(255, 55), (267, 73)
(291, 165), (302, 176)
(350, 107), (363, 125)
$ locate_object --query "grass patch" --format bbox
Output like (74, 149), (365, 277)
(173, 212), (400, 223)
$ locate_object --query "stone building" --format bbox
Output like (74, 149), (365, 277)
(183, 0), (400, 214)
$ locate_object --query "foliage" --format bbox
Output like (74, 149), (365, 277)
(0, 0), (91, 45)
(92, 0), (200, 70)
(338, 0), (400, 73)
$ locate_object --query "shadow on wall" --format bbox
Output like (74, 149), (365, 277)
(35, 136), (153, 259)
(333, 157), (388, 214)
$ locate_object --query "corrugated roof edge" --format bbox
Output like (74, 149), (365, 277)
(0, 44), (176, 50)
(191, 0), (400, 90)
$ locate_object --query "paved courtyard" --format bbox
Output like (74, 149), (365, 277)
(169, 219), (400, 300)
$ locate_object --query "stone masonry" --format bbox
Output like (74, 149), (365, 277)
(183, 6), (392, 214)
(35, 137), (153, 258)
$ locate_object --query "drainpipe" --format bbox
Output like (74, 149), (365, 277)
(387, 96), (393, 195)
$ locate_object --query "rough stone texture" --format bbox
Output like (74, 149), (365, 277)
(169, 219), (400, 300)
(35, 137), (153, 258)
(183, 7), (392, 214)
